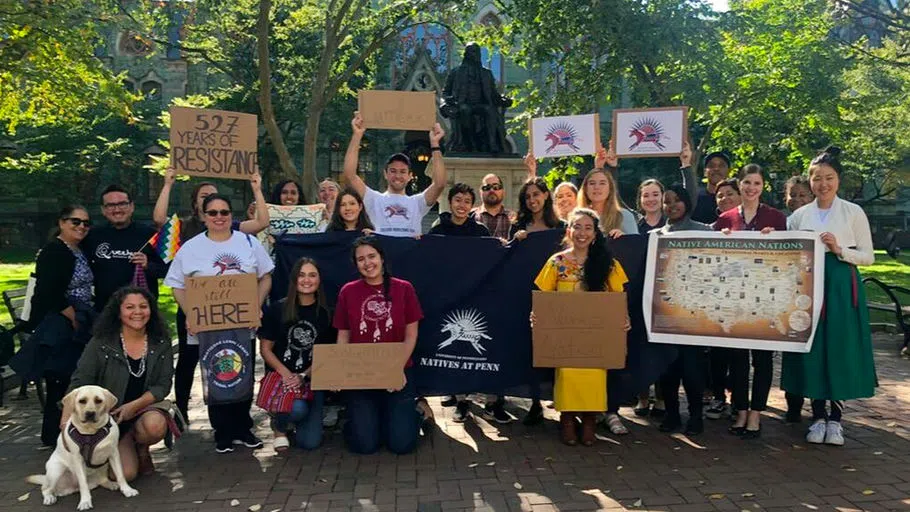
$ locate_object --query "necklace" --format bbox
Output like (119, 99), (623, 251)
(120, 333), (148, 378)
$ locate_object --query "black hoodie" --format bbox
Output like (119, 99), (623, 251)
(428, 212), (491, 237)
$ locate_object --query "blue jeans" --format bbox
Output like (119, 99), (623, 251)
(343, 369), (420, 455)
(271, 392), (324, 450)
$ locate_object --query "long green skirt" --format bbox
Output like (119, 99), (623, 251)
(781, 253), (877, 401)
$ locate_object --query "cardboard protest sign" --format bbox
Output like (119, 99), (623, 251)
(357, 90), (436, 131)
(185, 273), (261, 334)
(170, 106), (258, 180)
(310, 344), (406, 390)
(612, 106), (688, 158)
(529, 114), (600, 159)
(532, 291), (628, 368)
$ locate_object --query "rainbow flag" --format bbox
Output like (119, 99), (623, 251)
(147, 213), (182, 263)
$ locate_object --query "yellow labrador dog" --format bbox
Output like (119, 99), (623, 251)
(27, 385), (138, 510)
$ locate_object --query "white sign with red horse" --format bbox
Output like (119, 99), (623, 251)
(612, 106), (688, 158)
(529, 114), (600, 159)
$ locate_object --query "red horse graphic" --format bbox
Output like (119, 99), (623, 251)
(628, 118), (666, 151)
(544, 122), (581, 153)
(384, 204), (410, 219)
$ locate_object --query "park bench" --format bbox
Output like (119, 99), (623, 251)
(1, 285), (45, 408)
(863, 277), (910, 354)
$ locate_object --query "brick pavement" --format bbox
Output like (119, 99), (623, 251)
(1, 334), (908, 512)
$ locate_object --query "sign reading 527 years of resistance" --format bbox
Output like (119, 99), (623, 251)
(643, 231), (824, 353)
(170, 106), (258, 180)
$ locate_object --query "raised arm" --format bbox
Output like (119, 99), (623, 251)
(523, 153), (538, 181)
(342, 112), (368, 198)
(423, 123), (447, 206)
(238, 172), (270, 235)
(677, 141), (698, 207)
(153, 167), (177, 228)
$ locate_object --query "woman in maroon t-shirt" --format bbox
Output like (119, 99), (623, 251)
(333, 237), (423, 454)
(715, 164), (787, 439)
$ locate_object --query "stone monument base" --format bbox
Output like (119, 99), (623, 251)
(440, 156), (530, 213)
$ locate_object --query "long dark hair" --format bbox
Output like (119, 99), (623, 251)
(566, 208), (614, 292)
(329, 187), (373, 232)
(516, 178), (560, 229)
(269, 179), (306, 205)
(282, 257), (327, 323)
(351, 236), (392, 300)
(51, 204), (88, 240)
(189, 181), (217, 218)
(93, 286), (170, 343)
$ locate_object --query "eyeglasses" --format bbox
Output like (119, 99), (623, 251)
(481, 183), (503, 192)
(102, 201), (132, 209)
(65, 218), (92, 227)
(204, 209), (232, 217)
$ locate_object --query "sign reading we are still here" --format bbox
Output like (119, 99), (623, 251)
(186, 273), (261, 334)
(170, 106), (258, 180)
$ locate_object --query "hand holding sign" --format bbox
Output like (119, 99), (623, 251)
(351, 111), (366, 137)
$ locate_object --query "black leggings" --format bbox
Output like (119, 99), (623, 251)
(811, 400), (843, 422)
(174, 308), (199, 419)
(730, 349), (773, 411)
(41, 373), (71, 446)
(709, 347), (730, 400)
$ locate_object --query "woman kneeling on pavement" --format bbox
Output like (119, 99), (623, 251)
(258, 257), (335, 451)
(334, 237), (423, 454)
(64, 287), (175, 480)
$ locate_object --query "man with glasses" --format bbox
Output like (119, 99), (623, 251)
(472, 174), (513, 241)
(82, 185), (167, 311)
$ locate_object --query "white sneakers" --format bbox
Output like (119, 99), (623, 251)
(806, 419), (845, 445)
(825, 421), (845, 446)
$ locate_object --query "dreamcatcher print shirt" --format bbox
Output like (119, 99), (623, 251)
(333, 277), (423, 366)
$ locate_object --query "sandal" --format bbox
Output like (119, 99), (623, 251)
(274, 435), (290, 452)
(605, 413), (629, 435)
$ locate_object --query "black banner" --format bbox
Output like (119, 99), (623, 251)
(274, 231), (676, 401)
(198, 328), (255, 405)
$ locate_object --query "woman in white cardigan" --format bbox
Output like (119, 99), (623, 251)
(782, 146), (876, 447)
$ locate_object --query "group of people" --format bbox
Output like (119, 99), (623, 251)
(15, 111), (876, 482)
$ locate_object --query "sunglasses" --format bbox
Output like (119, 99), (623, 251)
(205, 209), (232, 217)
(64, 217), (92, 227)
(481, 183), (503, 192)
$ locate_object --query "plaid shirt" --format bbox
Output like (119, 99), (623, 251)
(471, 207), (513, 239)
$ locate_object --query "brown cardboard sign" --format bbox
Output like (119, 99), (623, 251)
(185, 273), (261, 334)
(310, 344), (406, 390)
(357, 90), (436, 131)
(532, 291), (628, 369)
(170, 106), (258, 180)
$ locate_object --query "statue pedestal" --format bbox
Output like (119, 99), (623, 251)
(440, 156), (529, 213)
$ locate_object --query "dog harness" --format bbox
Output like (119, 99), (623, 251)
(63, 419), (113, 469)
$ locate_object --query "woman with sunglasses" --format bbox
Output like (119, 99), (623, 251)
(165, 194), (274, 454)
(153, 167), (269, 422)
(21, 206), (96, 446)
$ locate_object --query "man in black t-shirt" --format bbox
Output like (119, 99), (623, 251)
(82, 185), (167, 311)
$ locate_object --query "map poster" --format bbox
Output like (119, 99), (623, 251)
(642, 231), (825, 353)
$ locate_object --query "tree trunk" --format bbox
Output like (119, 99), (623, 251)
(301, 108), (322, 199)
(257, 0), (298, 182)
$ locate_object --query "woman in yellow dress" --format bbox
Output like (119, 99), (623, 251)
(533, 208), (631, 446)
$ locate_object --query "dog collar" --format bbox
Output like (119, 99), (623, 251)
(64, 419), (113, 469)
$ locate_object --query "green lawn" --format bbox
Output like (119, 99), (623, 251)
(0, 253), (179, 333)
(862, 250), (910, 325)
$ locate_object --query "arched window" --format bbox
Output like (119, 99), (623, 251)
(141, 80), (162, 101)
(122, 79), (136, 94)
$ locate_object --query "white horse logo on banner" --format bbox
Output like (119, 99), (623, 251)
(438, 309), (492, 355)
